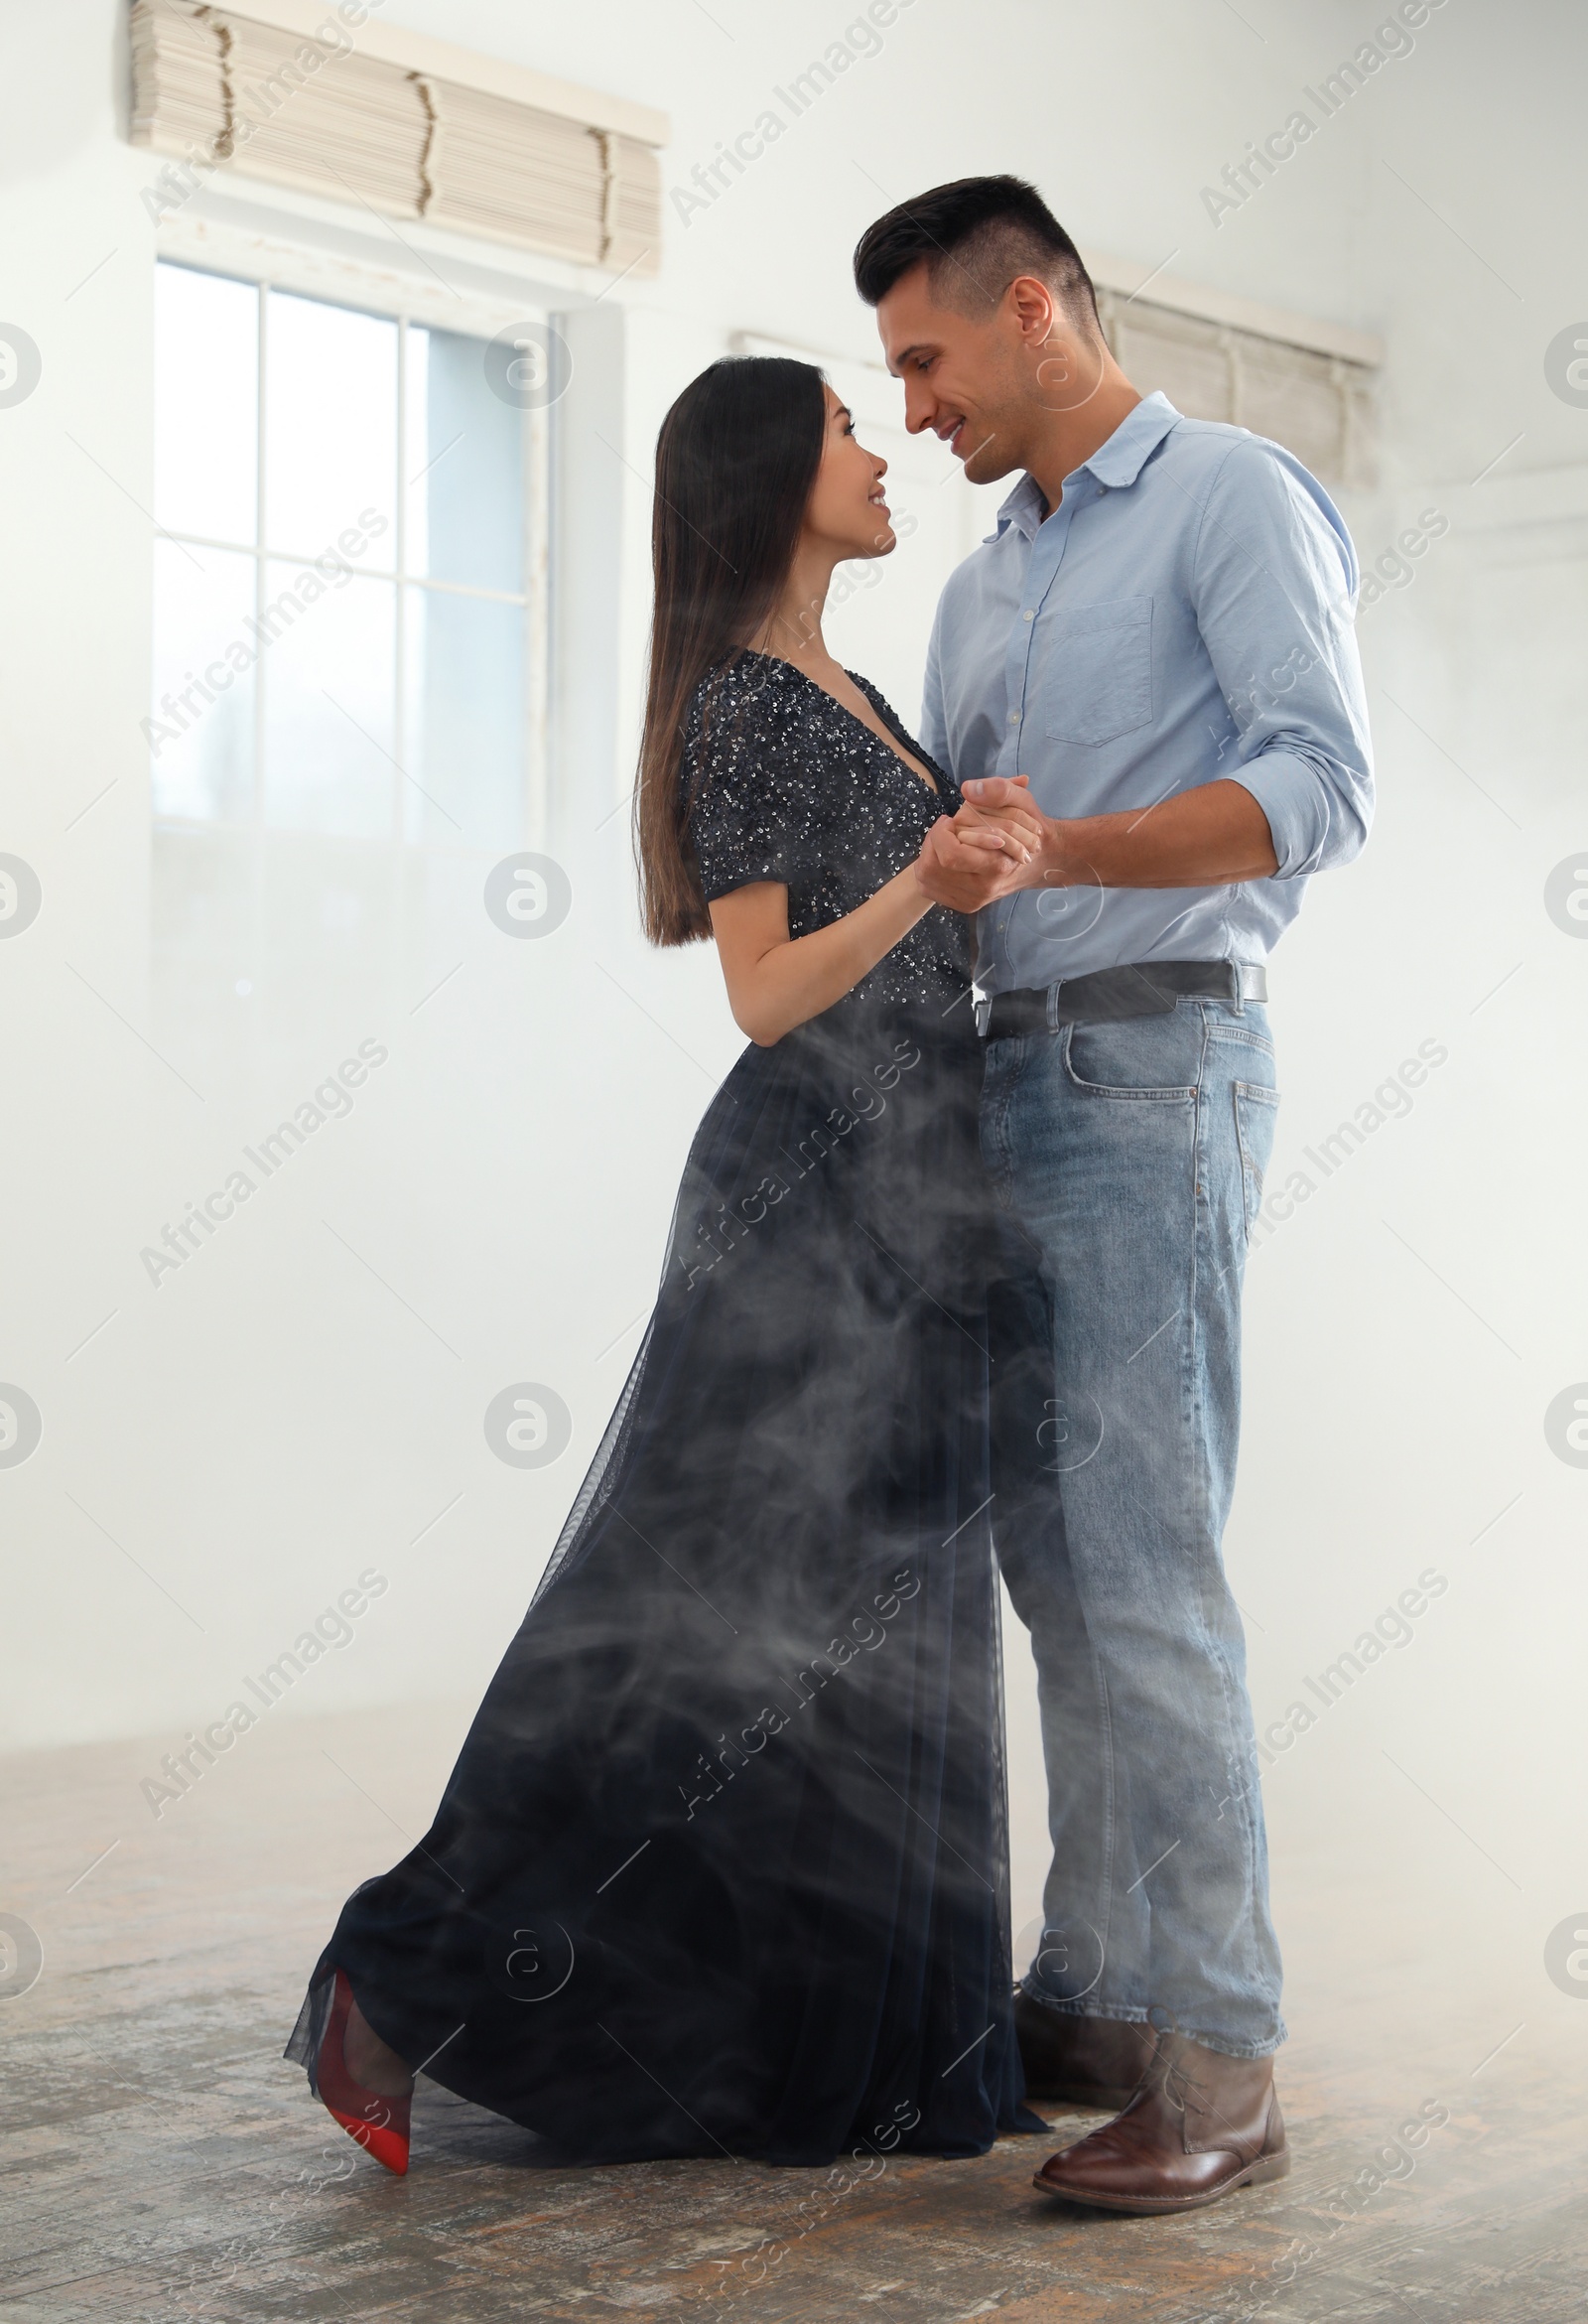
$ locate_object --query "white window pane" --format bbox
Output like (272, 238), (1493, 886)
(261, 563), (396, 838)
(150, 541), (257, 821)
(405, 328), (429, 582)
(405, 325), (525, 593)
(154, 264), (258, 544)
(265, 291), (397, 558)
(403, 588), (524, 846)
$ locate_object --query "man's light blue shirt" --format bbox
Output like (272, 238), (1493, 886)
(918, 392), (1374, 994)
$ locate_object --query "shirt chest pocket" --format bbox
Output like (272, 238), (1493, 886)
(1038, 596), (1154, 748)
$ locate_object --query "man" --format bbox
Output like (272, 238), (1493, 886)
(854, 177), (1372, 2215)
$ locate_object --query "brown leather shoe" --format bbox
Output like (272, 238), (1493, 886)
(1014, 1989), (1158, 2110)
(1032, 2028), (1288, 2214)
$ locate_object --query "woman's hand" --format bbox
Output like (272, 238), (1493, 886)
(956, 773), (1049, 859)
(914, 794), (1036, 909)
(913, 776), (1050, 912)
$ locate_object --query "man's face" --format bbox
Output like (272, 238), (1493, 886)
(873, 260), (1035, 485)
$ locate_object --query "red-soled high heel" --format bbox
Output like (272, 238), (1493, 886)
(315, 1967), (412, 2176)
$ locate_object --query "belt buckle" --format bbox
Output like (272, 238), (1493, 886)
(973, 994), (992, 1040)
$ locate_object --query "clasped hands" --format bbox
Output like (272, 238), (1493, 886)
(915, 776), (1064, 912)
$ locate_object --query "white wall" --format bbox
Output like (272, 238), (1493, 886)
(1, 0), (1585, 2019)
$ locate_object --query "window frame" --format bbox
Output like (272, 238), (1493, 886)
(151, 252), (552, 854)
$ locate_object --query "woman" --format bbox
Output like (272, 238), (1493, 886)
(287, 356), (1045, 2173)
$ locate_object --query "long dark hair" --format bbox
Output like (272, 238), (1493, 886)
(634, 356), (827, 947)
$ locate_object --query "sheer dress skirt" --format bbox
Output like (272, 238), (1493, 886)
(288, 993), (1039, 2165)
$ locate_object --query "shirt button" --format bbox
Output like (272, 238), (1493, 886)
(1023, 610), (1034, 621)
(1007, 710), (1018, 724)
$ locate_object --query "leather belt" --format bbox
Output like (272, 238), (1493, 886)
(976, 959), (1268, 1041)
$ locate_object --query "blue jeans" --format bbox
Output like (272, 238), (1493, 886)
(982, 995), (1284, 2059)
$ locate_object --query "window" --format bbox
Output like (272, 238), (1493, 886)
(1094, 287), (1377, 490)
(150, 260), (544, 849)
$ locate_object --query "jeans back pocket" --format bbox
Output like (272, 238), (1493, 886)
(1234, 1081), (1280, 1239)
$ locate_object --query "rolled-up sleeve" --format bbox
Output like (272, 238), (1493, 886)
(1191, 438), (1374, 879)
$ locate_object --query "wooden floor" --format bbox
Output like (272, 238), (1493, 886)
(4, 1701), (1585, 2324)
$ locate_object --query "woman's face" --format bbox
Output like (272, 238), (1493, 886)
(800, 382), (894, 564)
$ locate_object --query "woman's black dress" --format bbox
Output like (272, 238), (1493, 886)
(288, 651), (1037, 2165)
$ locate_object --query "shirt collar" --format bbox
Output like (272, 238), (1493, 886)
(992, 391), (1182, 539)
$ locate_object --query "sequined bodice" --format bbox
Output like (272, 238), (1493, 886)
(684, 651), (971, 1010)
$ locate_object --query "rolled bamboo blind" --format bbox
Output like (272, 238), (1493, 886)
(130, 0), (662, 276)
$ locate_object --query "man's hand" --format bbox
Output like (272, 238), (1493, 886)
(914, 813), (1029, 911)
(955, 773), (1049, 857)
(916, 773), (1279, 912)
(960, 774), (1279, 891)
(914, 775), (1047, 913)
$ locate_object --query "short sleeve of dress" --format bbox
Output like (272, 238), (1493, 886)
(685, 658), (820, 902)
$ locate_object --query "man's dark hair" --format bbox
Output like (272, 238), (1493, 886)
(853, 175), (1100, 336)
